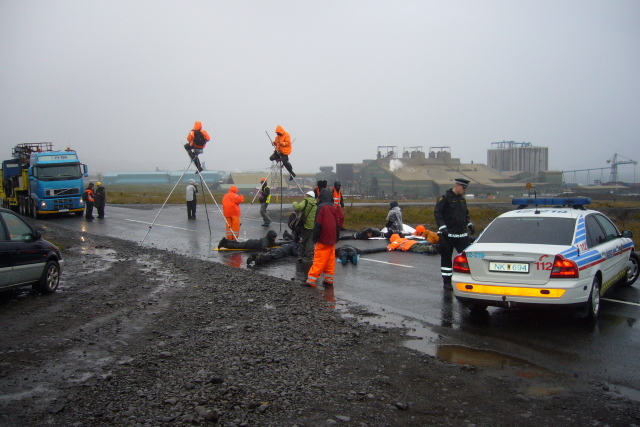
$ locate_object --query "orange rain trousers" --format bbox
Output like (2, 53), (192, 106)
(306, 242), (336, 286)
(225, 216), (240, 241)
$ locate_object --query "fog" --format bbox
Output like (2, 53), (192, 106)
(1, 1), (638, 182)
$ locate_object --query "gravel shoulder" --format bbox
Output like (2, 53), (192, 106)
(0, 220), (639, 426)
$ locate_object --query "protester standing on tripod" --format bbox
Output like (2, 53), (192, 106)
(222, 185), (244, 241)
(269, 125), (296, 180)
(186, 179), (198, 219)
(184, 121), (210, 172)
(258, 178), (271, 226)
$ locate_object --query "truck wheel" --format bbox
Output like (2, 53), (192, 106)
(37, 260), (60, 294)
(31, 201), (39, 219)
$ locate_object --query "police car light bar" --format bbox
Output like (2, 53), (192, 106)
(512, 197), (592, 208)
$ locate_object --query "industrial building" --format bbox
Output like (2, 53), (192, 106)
(354, 146), (562, 199)
(487, 141), (548, 175)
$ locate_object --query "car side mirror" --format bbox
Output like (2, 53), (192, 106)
(622, 230), (633, 238)
(31, 230), (42, 241)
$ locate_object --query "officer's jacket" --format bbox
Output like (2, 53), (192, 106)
(434, 189), (470, 234)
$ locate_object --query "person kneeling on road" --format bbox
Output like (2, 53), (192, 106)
(336, 245), (387, 265)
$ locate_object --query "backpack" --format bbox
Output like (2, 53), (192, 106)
(192, 129), (207, 148)
(288, 200), (309, 233)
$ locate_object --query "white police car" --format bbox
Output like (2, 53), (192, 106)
(452, 197), (638, 319)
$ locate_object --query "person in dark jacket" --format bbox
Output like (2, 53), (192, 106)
(258, 178), (271, 226)
(434, 178), (474, 290)
(94, 182), (106, 219)
(339, 227), (383, 240)
(313, 180), (327, 198)
(247, 242), (300, 267)
(305, 188), (341, 287)
(218, 230), (279, 250)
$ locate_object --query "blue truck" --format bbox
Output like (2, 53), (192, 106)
(0, 142), (88, 218)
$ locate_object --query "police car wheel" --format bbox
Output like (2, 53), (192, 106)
(620, 252), (639, 287)
(586, 277), (601, 320)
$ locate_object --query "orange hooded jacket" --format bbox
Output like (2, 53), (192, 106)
(274, 125), (292, 155)
(187, 121), (211, 149)
(386, 234), (418, 251)
(413, 225), (440, 244)
(222, 186), (244, 217)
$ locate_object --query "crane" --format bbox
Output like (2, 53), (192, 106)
(607, 153), (637, 183)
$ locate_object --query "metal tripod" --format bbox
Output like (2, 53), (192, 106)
(141, 154), (237, 245)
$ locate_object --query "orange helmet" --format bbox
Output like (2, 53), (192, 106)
(260, 178), (266, 182)
(414, 225), (426, 235)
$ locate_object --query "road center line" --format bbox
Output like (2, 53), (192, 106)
(125, 219), (195, 231)
(602, 297), (640, 307)
(359, 258), (413, 268)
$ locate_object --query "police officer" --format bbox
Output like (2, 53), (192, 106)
(434, 178), (475, 290)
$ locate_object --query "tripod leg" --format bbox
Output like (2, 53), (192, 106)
(141, 158), (195, 245)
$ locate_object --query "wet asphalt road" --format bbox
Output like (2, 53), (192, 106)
(44, 203), (640, 397)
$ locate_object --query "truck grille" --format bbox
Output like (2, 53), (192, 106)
(45, 188), (80, 196)
(53, 199), (75, 209)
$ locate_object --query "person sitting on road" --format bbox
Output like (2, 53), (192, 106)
(384, 201), (404, 239)
(387, 234), (439, 254)
(219, 230), (280, 250)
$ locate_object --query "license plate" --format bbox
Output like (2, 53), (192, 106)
(58, 209), (69, 213)
(489, 262), (529, 273)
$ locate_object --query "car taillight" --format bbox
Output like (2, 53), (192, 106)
(550, 254), (578, 278)
(453, 252), (470, 274)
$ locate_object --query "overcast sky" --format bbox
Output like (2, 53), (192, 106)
(1, 0), (639, 183)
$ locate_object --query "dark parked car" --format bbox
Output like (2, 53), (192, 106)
(0, 208), (62, 294)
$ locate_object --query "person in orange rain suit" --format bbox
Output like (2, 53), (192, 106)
(387, 234), (440, 254)
(269, 125), (296, 180)
(413, 225), (441, 244)
(305, 188), (342, 287)
(184, 121), (210, 172)
(222, 185), (244, 241)
(331, 181), (345, 230)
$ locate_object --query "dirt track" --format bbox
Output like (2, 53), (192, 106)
(0, 220), (639, 426)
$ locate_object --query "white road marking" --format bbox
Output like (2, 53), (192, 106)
(125, 219), (195, 231)
(359, 258), (413, 268)
(602, 297), (640, 307)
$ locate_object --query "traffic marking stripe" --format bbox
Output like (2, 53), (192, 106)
(125, 219), (195, 231)
(601, 298), (640, 307)
(359, 258), (413, 268)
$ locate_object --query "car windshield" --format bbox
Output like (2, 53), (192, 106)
(478, 217), (576, 245)
(33, 164), (83, 181)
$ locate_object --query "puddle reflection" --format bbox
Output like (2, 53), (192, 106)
(437, 345), (555, 378)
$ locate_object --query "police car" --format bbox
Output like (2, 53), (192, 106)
(452, 197), (639, 319)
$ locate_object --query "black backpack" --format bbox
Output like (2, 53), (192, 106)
(192, 129), (207, 147)
(288, 200), (309, 233)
